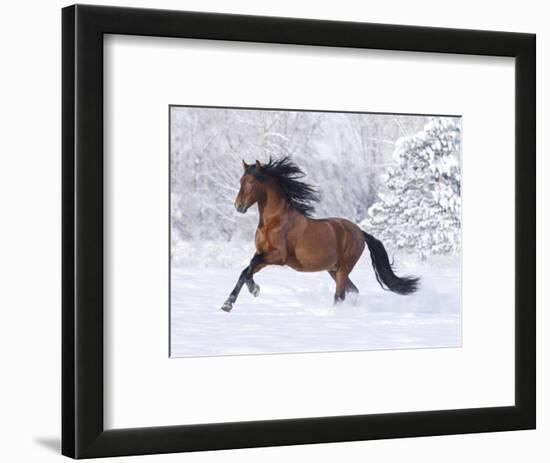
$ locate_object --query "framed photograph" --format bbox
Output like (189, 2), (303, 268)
(62, 4), (536, 459)
(169, 106), (461, 357)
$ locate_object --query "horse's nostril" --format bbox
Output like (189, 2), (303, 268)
(235, 203), (247, 213)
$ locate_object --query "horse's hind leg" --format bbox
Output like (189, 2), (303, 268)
(328, 271), (359, 295)
(344, 278), (359, 294)
(332, 269), (351, 304)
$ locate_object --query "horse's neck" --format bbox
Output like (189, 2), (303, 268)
(258, 185), (288, 227)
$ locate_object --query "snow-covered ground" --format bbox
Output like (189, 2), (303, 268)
(170, 243), (461, 357)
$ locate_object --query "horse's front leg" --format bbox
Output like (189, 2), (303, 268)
(221, 254), (263, 312)
(245, 275), (260, 297)
(244, 254), (263, 297)
(220, 267), (249, 312)
(243, 249), (286, 298)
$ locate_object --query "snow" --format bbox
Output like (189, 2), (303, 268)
(170, 247), (461, 357)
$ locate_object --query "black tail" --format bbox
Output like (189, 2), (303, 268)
(363, 231), (419, 295)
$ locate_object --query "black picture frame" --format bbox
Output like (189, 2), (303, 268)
(62, 4), (536, 459)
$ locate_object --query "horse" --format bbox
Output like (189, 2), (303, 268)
(221, 157), (419, 312)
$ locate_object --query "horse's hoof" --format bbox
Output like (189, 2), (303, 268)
(221, 301), (233, 312)
(251, 284), (260, 297)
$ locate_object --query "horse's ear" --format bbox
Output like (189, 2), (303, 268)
(242, 160), (249, 171)
(255, 160), (262, 170)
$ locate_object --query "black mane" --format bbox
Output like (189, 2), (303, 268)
(247, 157), (320, 217)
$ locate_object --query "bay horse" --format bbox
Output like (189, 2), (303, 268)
(221, 157), (419, 312)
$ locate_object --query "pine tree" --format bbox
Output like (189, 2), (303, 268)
(361, 118), (461, 259)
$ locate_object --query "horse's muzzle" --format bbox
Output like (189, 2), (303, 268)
(235, 203), (248, 214)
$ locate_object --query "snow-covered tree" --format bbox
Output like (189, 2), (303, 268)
(361, 118), (461, 259)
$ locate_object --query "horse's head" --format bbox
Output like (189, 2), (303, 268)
(235, 160), (265, 213)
